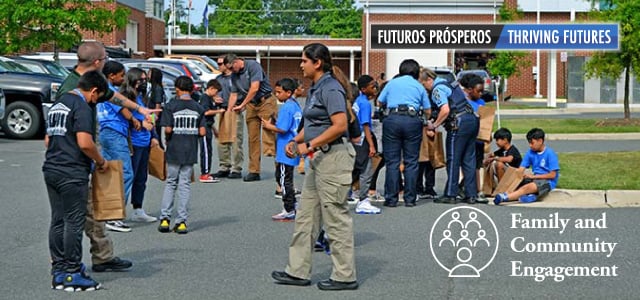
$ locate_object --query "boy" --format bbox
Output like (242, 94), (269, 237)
(158, 76), (206, 234)
(43, 71), (108, 291)
(483, 127), (522, 182)
(261, 78), (302, 221)
(352, 75), (381, 214)
(199, 79), (225, 183)
(494, 128), (560, 204)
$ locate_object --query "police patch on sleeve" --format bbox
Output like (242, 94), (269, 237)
(433, 89), (441, 102)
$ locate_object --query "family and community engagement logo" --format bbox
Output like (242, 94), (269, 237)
(429, 206), (499, 277)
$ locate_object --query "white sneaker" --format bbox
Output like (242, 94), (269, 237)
(131, 209), (158, 223)
(355, 199), (381, 214)
(105, 220), (132, 232)
(367, 192), (385, 202)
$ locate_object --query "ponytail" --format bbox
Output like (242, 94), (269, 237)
(331, 65), (356, 123)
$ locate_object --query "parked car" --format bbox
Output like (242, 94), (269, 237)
(117, 60), (203, 101)
(0, 69), (62, 139)
(0, 88), (6, 123)
(456, 69), (496, 101)
(165, 54), (221, 74)
(20, 52), (78, 71)
(148, 57), (218, 82)
(9, 57), (70, 79)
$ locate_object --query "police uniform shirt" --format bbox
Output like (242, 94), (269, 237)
(303, 73), (346, 142)
(43, 92), (94, 179)
(215, 73), (233, 107)
(230, 60), (272, 102)
(430, 77), (452, 109)
(377, 75), (429, 110)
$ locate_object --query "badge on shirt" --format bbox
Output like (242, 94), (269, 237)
(433, 89), (441, 102)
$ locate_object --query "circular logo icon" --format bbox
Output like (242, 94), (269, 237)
(429, 206), (499, 277)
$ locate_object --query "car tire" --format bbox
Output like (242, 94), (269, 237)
(2, 101), (41, 139)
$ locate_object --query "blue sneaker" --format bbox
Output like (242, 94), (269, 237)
(63, 266), (102, 292)
(519, 194), (538, 203)
(51, 271), (65, 290)
(494, 192), (508, 205)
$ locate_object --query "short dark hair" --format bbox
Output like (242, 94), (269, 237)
(77, 70), (108, 95)
(275, 78), (297, 93)
(102, 61), (125, 78)
(206, 79), (221, 90)
(175, 76), (194, 92)
(526, 128), (545, 142)
(399, 59), (420, 79)
(460, 73), (484, 90)
(357, 75), (374, 90)
(223, 53), (240, 65)
(493, 127), (513, 143)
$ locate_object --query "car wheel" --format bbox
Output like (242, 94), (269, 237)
(2, 101), (41, 139)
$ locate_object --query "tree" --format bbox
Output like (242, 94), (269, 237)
(209, 0), (272, 35)
(309, 0), (361, 38)
(0, 0), (129, 56)
(584, 0), (640, 120)
(267, 0), (320, 35)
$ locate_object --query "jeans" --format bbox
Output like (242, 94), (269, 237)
(45, 171), (88, 273)
(131, 146), (150, 209)
(160, 163), (193, 224)
(382, 114), (423, 205)
(99, 127), (133, 203)
(444, 113), (480, 198)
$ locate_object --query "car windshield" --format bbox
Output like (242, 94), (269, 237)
(189, 60), (213, 74)
(199, 55), (220, 70)
(44, 62), (71, 77)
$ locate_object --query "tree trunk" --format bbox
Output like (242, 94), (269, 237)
(624, 65), (630, 120)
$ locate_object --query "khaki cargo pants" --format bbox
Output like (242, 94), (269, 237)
(245, 95), (277, 174)
(85, 183), (114, 265)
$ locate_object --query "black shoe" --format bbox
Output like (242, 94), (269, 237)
(476, 196), (489, 204)
(271, 271), (311, 286)
(317, 279), (359, 291)
(434, 196), (457, 204)
(243, 173), (261, 182)
(92, 257), (132, 272)
(405, 202), (416, 207)
(227, 172), (242, 179)
(383, 202), (397, 208)
(213, 170), (230, 178)
(463, 197), (477, 204)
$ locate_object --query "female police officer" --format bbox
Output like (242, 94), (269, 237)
(271, 43), (358, 291)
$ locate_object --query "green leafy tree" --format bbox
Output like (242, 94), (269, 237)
(208, 0), (272, 35)
(0, 0), (128, 56)
(309, 0), (361, 38)
(486, 4), (530, 99)
(267, 0), (320, 35)
(584, 0), (639, 119)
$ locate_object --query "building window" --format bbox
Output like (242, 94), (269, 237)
(153, 0), (163, 19)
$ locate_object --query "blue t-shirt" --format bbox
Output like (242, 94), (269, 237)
(352, 92), (372, 146)
(97, 84), (128, 137)
(275, 98), (302, 166)
(521, 147), (560, 189)
(377, 75), (429, 110)
(130, 94), (152, 147)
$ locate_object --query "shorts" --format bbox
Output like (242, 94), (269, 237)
(518, 178), (551, 198)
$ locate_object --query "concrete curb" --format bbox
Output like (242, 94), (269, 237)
(512, 132), (640, 141)
(495, 189), (640, 208)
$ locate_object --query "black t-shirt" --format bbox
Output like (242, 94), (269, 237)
(493, 145), (522, 168)
(149, 85), (167, 107)
(215, 74), (232, 107)
(42, 92), (95, 179)
(199, 94), (218, 127)
(160, 98), (205, 165)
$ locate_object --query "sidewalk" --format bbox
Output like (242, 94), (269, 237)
(497, 189), (640, 208)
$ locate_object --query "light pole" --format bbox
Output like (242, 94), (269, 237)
(534, 0), (542, 98)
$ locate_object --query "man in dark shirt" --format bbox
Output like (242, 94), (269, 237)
(225, 53), (277, 182)
(44, 71), (109, 291)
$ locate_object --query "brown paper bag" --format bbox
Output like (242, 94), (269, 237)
(483, 163), (496, 196)
(493, 167), (524, 196)
(429, 132), (446, 169)
(92, 160), (125, 221)
(477, 106), (496, 142)
(218, 111), (237, 144)
(419, 131), (430, 162)
(148, 145), (166, 181)
(371, 153), (383, 171)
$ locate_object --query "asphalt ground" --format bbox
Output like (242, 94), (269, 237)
(1, 138), (639, 300)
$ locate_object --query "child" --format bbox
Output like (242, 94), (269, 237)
(261, 78), (302, 221)
(483, 127), (522, 182)
(158, 76), (206, 234)
(199, 79), (225, 183)
(43, 71), (108, 291)
(494, 128), (560, 204)
(293, 79), (307, 175)
(262, 78), (302, 222)
(352, 75), (381, 214)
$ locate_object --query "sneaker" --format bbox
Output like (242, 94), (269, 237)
(92, 257), (133, 272)
(476, 193), (489, 204)
(131, 209), (157, 223)
(199, 174), (220, 183)
(105, 220), (131, 233)
(519, 194), (538, 203)
(272, 210), (296, 222)
(158, 218), (171, 233)
(228, 172), (242, 179)
(274, 189), (302, 199)
(51, 270), (65, 290)
(174, 222), (188, 234)
(434, 196), (458, 204)
(367, 192), (385, 202)
(355, 199), (381, 214)
(213, 170), (230, 178)
(63, 269), (101, 292)
(243, 173), (261, 182)
(494, 192), (508, 205)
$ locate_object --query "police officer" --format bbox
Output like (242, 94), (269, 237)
(377, 59), (430, 207)
(272, 43), (358, 291)
(422, 68), (480, 204)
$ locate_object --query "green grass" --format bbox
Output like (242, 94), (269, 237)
(557, 152), (640, 190)
(485, 102), (554, 110)
(493, 118), (640, 134)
